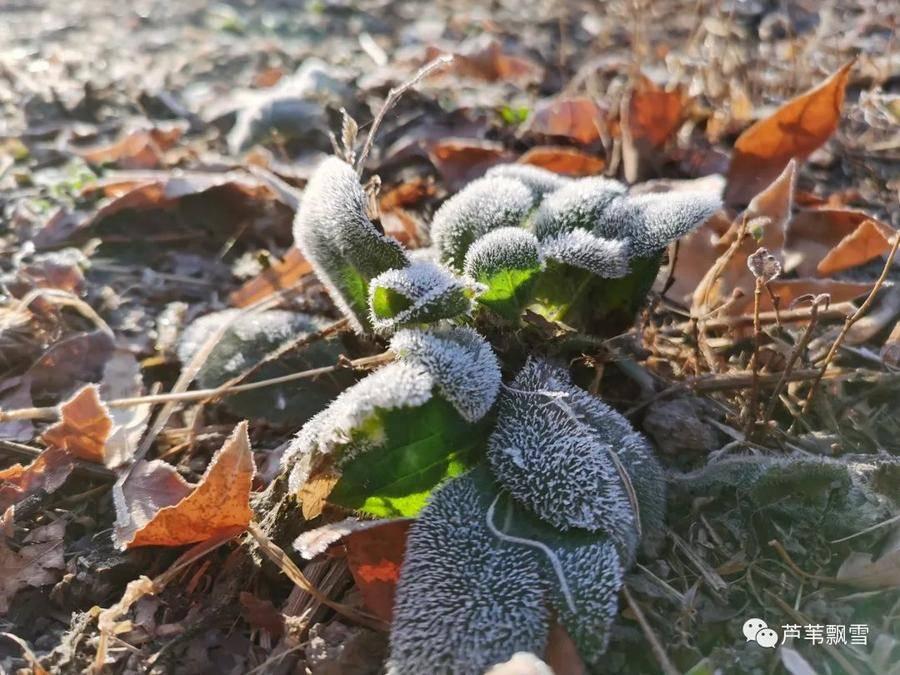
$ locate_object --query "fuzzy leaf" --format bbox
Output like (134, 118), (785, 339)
(368, 260), (473, 334)
(388, 470), (549, 675)
(430, 176), (534, 270)
(485, 163), (572, 199)
(488, 359), (665, 560)
(464, 227), (543, 320)
(293, 157), (409, 333)
(177, 309), (349, 425)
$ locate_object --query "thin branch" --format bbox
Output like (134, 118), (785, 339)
(797, 232), (900, 421)
(622, 586), (680, 675)
(354, 55), (453, 175)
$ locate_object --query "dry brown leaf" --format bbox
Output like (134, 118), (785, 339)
(427, 138), (512, 190)
(725, 61), (854, 206)
(344, 520), (411, 623)
(881, 321), (900, 368)
(544, 620), (587, 675)
(298, 470), (342, 521)
(74, 124), (185, 169)
(425, 41), (542, 84)
(0, 521), (66, 614)
(785, 209), (896, 276)
(28, 330), (115, 396)
(380, 208), (427, 249)
(836, 528), (900, 590)
(114, 421), (255, 549)
(691, 161), (796, 312)
(41, 385), (111, 463)
(229, 247), (312, 308)
(524, 97), (608, 145)
(730, 278), (872, 315)
(519, 146), (605, 176)
(378, 177), (436, 211)
(239, 592), (285, 638)
(622, 75), (686, 182)
(0, 446), (75, 517)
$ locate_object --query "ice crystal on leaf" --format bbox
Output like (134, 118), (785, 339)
(293, 156), (409, 333)
(540, 228), (630, 278)
(488, 358), (665, 559)
(430, 176), (534, 270)
(463, 227), (542, 280)
(534, 176), (721, 258)
(485, 163), (572, 199)
(388, 472), (549, 675)
(368, 260), (475, 334)
(390, 328), (501, 423)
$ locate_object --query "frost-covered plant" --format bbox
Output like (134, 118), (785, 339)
(283, 155), (720, 672)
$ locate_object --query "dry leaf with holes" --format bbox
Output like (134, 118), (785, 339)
(524, 97), (608, 145)
(725, 61), (854, 205)
(113, 422), (255, 548)
(0, 521), (66, 614)
(519, 146), (605, 176)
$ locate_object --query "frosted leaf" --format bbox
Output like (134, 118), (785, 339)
(604, 191), (722, 258)
(534, 177), (721, 258)
(485, 163), (572, 199)
(430, 176), (534, 270)
(390, 327), (501, 423)
(293, 156), (409, 333)
(533, 177), (627, 240)
(551, 537), (623, 662)
(463, 227), (542, 280)
(488, 359), (649, 557)
(283, 361), (434, 493)
(368, 260), (474, 334)
(388, 472), (549, 675)
(540, 229), (630, 278)
(177, 309), (347, 425)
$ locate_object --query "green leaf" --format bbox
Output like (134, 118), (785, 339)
(370, 285), (413, 319)
(475, 266), (540, 320)
(529, 254), (662, 337)
(329, 397), (490, 517)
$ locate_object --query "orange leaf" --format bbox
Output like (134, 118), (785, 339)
(75, 125), (185, 169)
(239, 592), (285, 638)
(115, 421), (255, 549)
(730, 279), (872, 315)
(42, 385), (112, 463)
(725, 61), (854, 206)
(622, 74), (686, 180)
(229, 247), (312, 307)
(427, 138), (511, 190)
(519, 146), (605, 176)
(344, 520), (411, 623)
(525, 97), (607, 145)
(0, 446), (74, 516)
(425, 42), (542, 84)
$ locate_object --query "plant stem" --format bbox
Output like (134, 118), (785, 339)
(743, 276), (764, 436)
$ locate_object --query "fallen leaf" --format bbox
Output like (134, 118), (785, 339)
(622, 74), (686, 182)
(0, 446), (75, 517)
(378, 177), (436, 211)
(41, 385), (112, 463)
(730, 278), (872, 315)
(379, 208), (427, 249)
(0, 520), (66, 614)
(785, 208), (896, 276)
(836, 528), (900, 590)
(427, 138), (512, 190)
(344, 519), (411, 623)
(692, 161), (796, 312)
(28, 330), (116, 396)
(114, 421), (255, 548)
(544, 620), (587, 675)
(73, 124), (185, 169)
(239, 592), (285, 638)
(425, 41), (542, 85)
(0, 377), (36, 442)
(298, 469), (342, 520)
(519, 146), (605, 176)
(229, 248), (312, 308)
(881, 321), (900, 369)
(524, 97), (608, 145)
(293, 517), (413, 560)
(725, 61), (854, 206)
